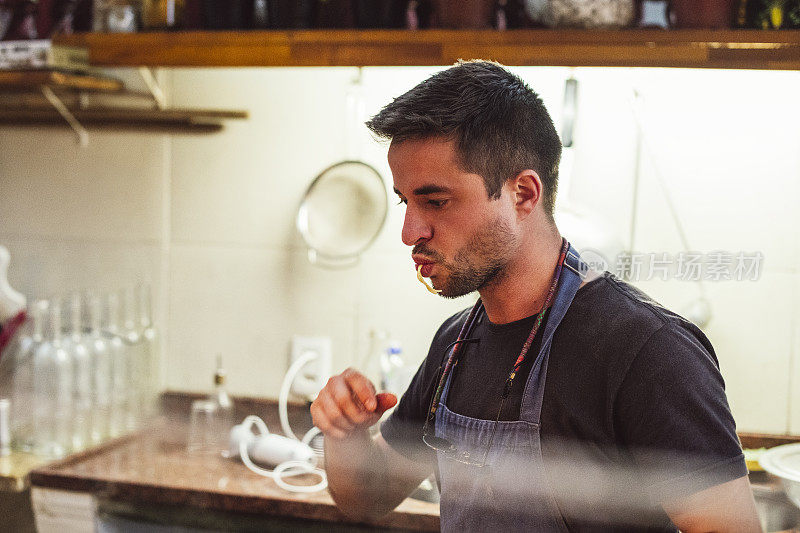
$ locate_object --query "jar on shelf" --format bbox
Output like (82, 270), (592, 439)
(142, 0), (185, 30)
(93, 0), (140, 33)
(670, 0), (737, 29)
(432, 0), (494, 28)
(543, 0), (636, 28)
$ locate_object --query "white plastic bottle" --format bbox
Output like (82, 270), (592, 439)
(380, 341), (414, 398)
(32, 299), (74, 458)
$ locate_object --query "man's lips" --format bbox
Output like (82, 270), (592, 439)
(413, 255), (436, 277)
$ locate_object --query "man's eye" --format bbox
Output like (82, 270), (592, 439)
(428, 199), (448, 208)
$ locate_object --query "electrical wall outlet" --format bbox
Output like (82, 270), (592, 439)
(289, 336), (332, 401)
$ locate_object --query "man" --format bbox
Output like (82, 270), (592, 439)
(310, 61), (761, 532)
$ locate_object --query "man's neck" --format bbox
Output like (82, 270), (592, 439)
(478, 228), (566, 325)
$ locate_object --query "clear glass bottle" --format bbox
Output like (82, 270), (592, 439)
(207, 355), (234, 452)
(104, 292), (129, 438)
(362, 329), (390, 387)
(136, 284), (158, 419)
(32, 299), (74, 458)
(87, 294), (112, 445)
(10, 301), (45, 452)
(121, 287), (146, 431)
(63, 293), (93, 452)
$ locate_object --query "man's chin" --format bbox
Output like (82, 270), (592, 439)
(433, 279), (475, 299)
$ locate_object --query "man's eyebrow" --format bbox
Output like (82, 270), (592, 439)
(393, 185), (453, 196)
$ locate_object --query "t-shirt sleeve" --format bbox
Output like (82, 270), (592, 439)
(613, 321), (747, 504)
(380, 312), (465, 464)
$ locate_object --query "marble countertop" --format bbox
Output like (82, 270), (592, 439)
(0, 451), (49, 492)
(28, 395), (439, 531)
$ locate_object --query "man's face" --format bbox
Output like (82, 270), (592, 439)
(389, 137), (520, 298)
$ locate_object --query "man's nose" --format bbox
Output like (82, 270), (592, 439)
(401, 207), (432, 247)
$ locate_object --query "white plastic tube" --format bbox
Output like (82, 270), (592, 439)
(236, 351), (328, 493)
(237, 415), (327, 494)
(279, 350), (320, 441)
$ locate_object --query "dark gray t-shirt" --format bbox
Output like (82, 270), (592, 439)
(381, 272), (746, 532)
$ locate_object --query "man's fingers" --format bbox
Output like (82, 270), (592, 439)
(316, 390), (355, 432)
(310, 369), (390, 440)
(343, 368), (377, 411)
(328, 377), (372, 425)
(376, 392), (398, 414)
(310, 403), (347, 439)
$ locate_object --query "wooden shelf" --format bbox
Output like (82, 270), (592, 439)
(0, 107), (247, 133)
(54, 29), (800, 70)
(0, 69), (247, 137)
(0, 70), (124, 92)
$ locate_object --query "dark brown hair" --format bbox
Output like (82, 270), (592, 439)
(366, 60), (562, 220)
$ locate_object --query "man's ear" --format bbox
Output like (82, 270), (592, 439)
(509, 170), (542, 219)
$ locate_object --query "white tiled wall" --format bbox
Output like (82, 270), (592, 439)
(1, 66), (798, 434)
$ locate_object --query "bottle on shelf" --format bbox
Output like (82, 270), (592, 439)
(141, 0), (186, 30)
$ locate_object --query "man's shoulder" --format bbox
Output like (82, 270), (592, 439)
(559, 272), (717, 374)
(569, 271), (702, 339)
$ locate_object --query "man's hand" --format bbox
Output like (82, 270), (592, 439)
(310, 368), (398, 440)
(311, 368), (429, 522)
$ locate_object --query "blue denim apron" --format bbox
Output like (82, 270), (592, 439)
(435, 244), (587, 532)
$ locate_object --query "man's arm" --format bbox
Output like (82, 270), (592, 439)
(662, 475), (762, 533)
(325, 431), (433, 521)
(311, 368), (434, 522)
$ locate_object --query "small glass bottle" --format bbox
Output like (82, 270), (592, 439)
(207, 355), (234, 452)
